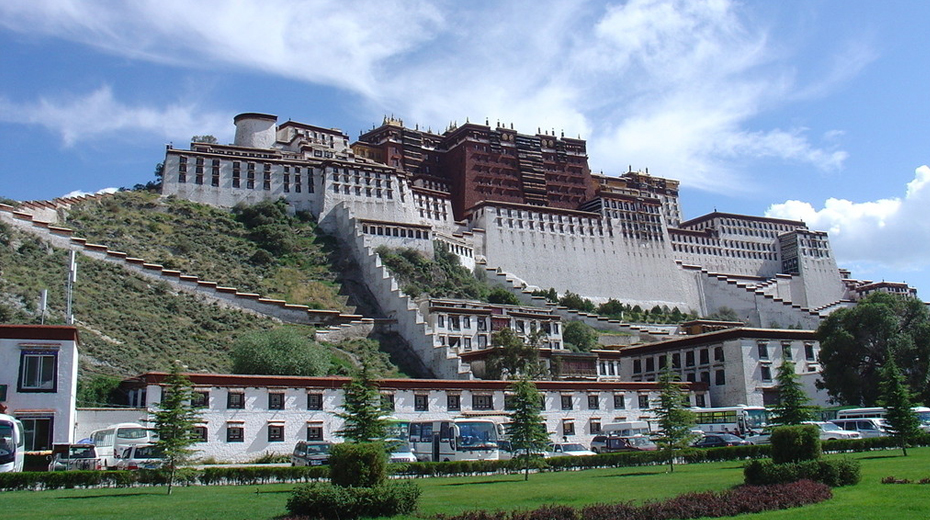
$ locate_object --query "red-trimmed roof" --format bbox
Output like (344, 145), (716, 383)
(129, 372), (706, 392)
(619, 327), (816, 356)
(0, 325), (79, 342)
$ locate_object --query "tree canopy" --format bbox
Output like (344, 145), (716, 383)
(879, 357), (922, 456)
(336, 365), (389, 443)
(655, 366), (695, 472)
(770, 360), (814, 425)
(505, 378), (550, 480)
(562, 320), (599, 352)
(152, 362), (201, 495)
(816, 292), (930, 406)
(231, 327), (330, 376)
(484, 327), (545, 380)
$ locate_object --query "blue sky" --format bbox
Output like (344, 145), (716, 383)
(1, 0), (928, 298)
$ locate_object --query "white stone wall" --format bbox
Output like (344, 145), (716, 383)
(470, 206), (701, 310)
(137, 380), (675, 462)
(234, 115), (277, 149)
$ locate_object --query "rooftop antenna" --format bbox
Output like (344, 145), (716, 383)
(39, 289), (48, 325)
(65, 250), (77, 325)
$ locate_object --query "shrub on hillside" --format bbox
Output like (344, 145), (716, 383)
(771, 424), (821, 464)
(286, 481), (420, 519)
(744, 458), (860, 487)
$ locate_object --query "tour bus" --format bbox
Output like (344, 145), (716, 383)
(836, 407), (930, 432)
(408, 418), (504, 462)
(600, 421), (651, 437)
(691, 405), (768, 436)
(89, 423), (154, 469)
(0, 414), (25, 473)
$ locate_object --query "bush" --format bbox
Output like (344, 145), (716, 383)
(287, 481), (420, 519)
(771, 424), (821, 464)
(329, 442), (388, 488)
(439, 480), (831, 520)
(744, 458), (860, 487)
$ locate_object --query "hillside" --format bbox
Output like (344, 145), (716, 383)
(0, 195), (403, 383)
(62, 191), (348, 311)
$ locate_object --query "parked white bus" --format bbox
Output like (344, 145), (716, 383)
(691, 405), (768, 436)
(0, 414), (25, 473)
(836, 407), (930, 432)
(89, 423), (154, 469)
(408, 418), (504, 462)
(600, 421), (651, 437)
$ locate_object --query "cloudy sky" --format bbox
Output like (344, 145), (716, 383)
(1, 0), (928, 297)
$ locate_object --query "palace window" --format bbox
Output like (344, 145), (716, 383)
(268, 424), (284, 442)
(307, 393), (323, 411)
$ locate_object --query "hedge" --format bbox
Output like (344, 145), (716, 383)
(3, 434), (926, 492)
(287, 481), (421, 519)
(744, 459), (861, 487)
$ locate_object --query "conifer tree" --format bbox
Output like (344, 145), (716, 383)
(655, 366), (695, 472)
(771, 360), (814, 425)
(152, 361), (201, 495)
(880, 357), (921, 456)
(336, 364), (389, 443)
(506, 377), (550, 481)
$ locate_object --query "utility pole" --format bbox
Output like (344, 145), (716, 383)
(65, 251), (77, 325)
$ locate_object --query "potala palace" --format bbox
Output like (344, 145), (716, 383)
(164, 113), (913, 326)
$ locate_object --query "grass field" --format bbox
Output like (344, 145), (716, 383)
(6, 448), (930, 520)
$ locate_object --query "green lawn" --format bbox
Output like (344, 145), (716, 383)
(6, 448), (930, 520)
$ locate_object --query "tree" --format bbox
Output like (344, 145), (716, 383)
(484, 327), (545, 380)
(152, 362), (201, 495)
(706, 306), (740, 322)
(879, 357), (922, 456)
(817, 292), (930, 406)
(336, 364), (389, 443)
(654, 366), (695, 472)
(488, 286), (520, 305)
(76, 374), (124, 407)
(231, 327), (330, 376)
(562, 320), (599, 352)
(191, 135), (218, 144)
(770, 360), (814, 425)
(505, 378), (550, 481)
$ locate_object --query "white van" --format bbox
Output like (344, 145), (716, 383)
(0, 414), (25, 473)
(829, 418), (887, 438)
(90, 423), (154, 469)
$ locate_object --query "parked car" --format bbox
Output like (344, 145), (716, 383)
(386, 440), (417, 463)
(291, 441), (333, 466)
(691, 434), (750, 448)
(116, 444), (164, 470)
(804, 421), (862, 440)
(48, 443), (101, 471)
(743, 432), (772, 445)
(828, 419), (887, 438)
(592, 436), (657, 452)
(545, 443), (596, 458)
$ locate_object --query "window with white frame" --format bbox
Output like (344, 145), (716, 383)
(18, 350), (57, 392)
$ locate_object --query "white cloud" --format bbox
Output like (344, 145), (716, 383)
(766, 166), (930, 272)
(0, 86), (229, 146)
(61, 187), (119, 198)
(0, 0), (859, 191)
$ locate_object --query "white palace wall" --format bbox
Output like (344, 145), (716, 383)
(469, 206), (702, 311)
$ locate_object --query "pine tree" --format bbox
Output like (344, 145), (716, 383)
(505, 377), (550, 481)
(336, 364), (389, 443)
(880, 357), (921, 456)
(655, 366), (695, 472)
(152, 361), (201, 495)
(771, 360), (814, 425)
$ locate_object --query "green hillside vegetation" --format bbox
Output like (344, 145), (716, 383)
(62, 192), (347, 310)
(0, 218), (401, 391)
(376, 242), (494, 300)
